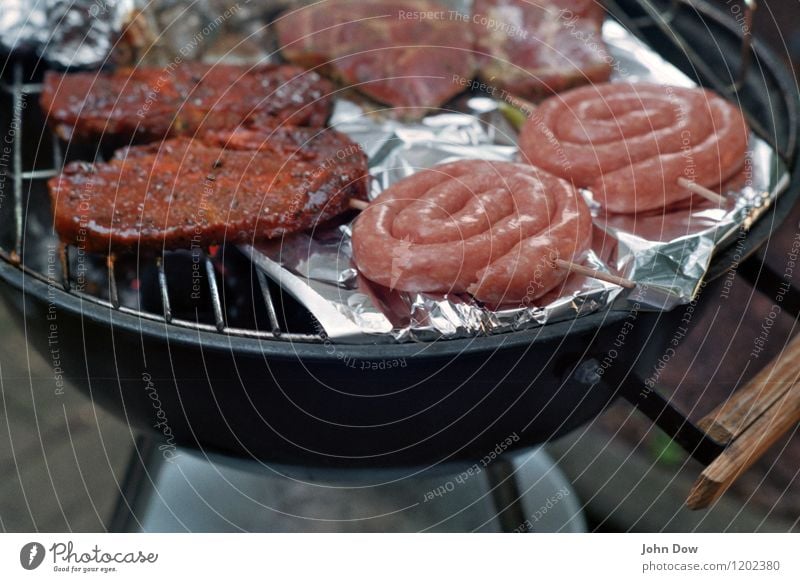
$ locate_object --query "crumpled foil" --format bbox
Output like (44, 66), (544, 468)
(245, 99), (620, 343)
(0, 0), (49, 57)
(0, 0), (135, 69)
(247, 19), (789, 342)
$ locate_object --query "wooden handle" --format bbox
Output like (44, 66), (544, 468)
(687, 333), (800, 510)
(697, 332), (800, 442)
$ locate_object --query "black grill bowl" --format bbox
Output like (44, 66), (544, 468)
(0, 0), (798, 469)
(0, 279), (624, 468)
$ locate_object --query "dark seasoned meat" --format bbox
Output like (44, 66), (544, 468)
(473, 0), (611, 99)
(40, 63), (334, 144)
(276, 0), (476, 114)
(48, 127), (368, 252)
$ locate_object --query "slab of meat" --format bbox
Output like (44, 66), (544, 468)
(40, 63), (334, 144)
(275, 0), (476, 114)
(473, 0), (611, 99)
(49, 127), (368, 252)
(519, 83), (749, 213)
(351, 160), (592, 305)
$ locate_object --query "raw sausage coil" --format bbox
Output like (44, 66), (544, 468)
(518, 83), (749, 213)
(351, 160), (593, 305)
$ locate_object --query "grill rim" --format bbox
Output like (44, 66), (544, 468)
(0, 258), (630, 357)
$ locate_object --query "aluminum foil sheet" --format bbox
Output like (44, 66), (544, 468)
(247, 19), (789, 342)
(0, 0), (135, 69)
(0, 1), (49, 57)
(245, 99), (620, 343)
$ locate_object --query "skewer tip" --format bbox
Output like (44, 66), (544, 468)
(677, 177), (727, 206)
(349, 198), (369, 211)
(554, 258), (636, 289)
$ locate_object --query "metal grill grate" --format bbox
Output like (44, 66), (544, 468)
(0, 0), (766, 345)
(0, 62), (322, 343)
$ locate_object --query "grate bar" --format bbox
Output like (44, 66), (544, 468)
(107, 254), (120, 309)
(163, 315), (320, 341)
(256, 269), (282, 336)
(156, 257), (172, 322)
(21, 169), (60, 180)
(11, 63), (24, 262)
(735, 0), (757, 90)
(58, 243), (70, 291)
(52, 130), (63, 168)
(0, 80), (43, 95)
(205, 256), (225, 332)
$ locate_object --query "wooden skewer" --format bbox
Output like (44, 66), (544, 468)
(349, 198), (369, 211)
(554, 259), (636, 289)
(677, 177), (727, 205)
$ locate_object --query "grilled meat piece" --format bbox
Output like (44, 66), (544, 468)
(49, 127), (368, 252)
(473, 0), (611, 99)
(275, 0), (476, 114)
(41, 63), (334, 144)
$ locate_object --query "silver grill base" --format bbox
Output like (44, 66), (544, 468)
(136, 446), (586, 533)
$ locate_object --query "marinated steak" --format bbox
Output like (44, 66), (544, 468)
(41, 63), (335, 144)
(275, 0), (476, 113)
(49, 127), (368, 251)
(473, 0), (611, 99)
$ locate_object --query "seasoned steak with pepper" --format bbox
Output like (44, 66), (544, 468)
(48, 127), (368, 252)
(41, 63), (334, 144)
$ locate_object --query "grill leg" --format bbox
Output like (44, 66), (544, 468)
(739, 254), (800, 318)
(485, 458), (533, 533)
(108, 435), (162, 532)
(601, 367), (725, 466)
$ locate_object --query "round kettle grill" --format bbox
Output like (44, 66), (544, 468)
(0, 0), (798, 522)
